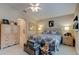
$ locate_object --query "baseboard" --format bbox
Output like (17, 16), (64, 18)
(2, 43), (19, 49)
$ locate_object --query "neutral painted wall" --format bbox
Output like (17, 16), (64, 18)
(54, 14), (74, 27)
(0, 4), (20, 21)
(37, 14), (74, 35)
(74, 4), (79, 17)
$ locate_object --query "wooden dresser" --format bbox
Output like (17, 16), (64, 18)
(63, 36), (74, 46)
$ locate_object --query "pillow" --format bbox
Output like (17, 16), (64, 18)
(51, 30), (58, 34)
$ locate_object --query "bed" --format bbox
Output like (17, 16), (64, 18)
(25, 28), (61, 55)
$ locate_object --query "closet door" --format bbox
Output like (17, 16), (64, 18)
(11, 25), (19, 44)
(1, 24), (19, 49)
(1, 24), (11, 48)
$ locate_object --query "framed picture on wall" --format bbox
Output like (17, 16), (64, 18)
(49, 20), (54, 27)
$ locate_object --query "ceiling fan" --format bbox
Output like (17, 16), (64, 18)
(27, 3), (41, 12)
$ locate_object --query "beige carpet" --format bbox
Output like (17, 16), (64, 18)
(55, 45), (76, 55)
(0, 45), (28, 55)
(0, 44), (76, 55)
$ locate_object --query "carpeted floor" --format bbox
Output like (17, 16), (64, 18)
(0, 44), (77, 55)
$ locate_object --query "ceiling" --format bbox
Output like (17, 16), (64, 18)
(7, 3), (77, 20)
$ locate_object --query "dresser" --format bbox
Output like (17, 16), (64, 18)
(63, 35), (73, 46)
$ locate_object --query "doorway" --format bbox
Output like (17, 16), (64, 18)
(18, 18), (27, 48)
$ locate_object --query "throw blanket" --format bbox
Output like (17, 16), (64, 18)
(40, 34), (61, 52)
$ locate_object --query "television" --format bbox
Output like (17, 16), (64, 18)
(2, 19), (9, 24)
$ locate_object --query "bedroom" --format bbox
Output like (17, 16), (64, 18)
(27, 14), (76, 55)
(0, 3), (78, 55)
(26, 3), (79, 55)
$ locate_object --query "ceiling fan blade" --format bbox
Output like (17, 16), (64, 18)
(27, 3), (41, 12)
(35, 3), (40, 6)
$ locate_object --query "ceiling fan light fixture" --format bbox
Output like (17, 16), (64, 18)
(35, 3), (40, 7)
(28, 3), (41, 12)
